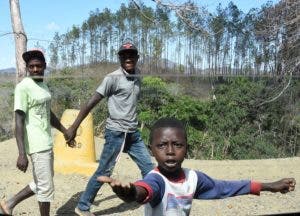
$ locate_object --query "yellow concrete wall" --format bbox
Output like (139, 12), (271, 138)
(54, 109), (98, 176)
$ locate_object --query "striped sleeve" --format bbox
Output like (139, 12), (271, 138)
(134, 173), (165, 207)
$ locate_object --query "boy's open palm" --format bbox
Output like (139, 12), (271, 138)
(98, 176), (137, 202)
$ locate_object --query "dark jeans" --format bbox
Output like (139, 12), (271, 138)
(77, 128), (154, 211)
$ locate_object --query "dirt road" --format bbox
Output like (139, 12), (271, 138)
(0, 137), (299, 215)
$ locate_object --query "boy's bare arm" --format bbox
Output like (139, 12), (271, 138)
(98, 176), (148, 203)
(64, 92), (103, 142)
(50, 110), (75, 148)
(15, 110), (28, 172)
(50, 110), (66, 133)
(261, 178), (296, 193)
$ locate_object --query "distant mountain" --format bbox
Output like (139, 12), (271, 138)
(0, 67), (54, 75)
(0, 67), (16, 74)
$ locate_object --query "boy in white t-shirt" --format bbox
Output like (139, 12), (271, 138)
(99, 117), (296, 216)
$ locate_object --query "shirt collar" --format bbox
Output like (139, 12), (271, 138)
(154, 167), (186, 183)
(120, 67), (140, 75)
(120, 67), (140, 81)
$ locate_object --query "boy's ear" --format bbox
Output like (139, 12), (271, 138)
(185, 143), (188, 158)
(149, 144), (153, 153)
(150, 144), (156, 157)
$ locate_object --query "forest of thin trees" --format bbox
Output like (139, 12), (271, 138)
(48, 0), (299, 76)
(2, 0), (299, 158)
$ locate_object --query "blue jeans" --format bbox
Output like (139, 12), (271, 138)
(77, 128), (154, 211)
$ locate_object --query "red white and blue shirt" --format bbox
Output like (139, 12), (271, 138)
(135, 168), (261, 216)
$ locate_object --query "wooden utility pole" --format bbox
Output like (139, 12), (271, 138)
(9, 0), (27, 81)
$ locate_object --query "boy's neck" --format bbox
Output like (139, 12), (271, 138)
(121, 67), (135, 74)
(157, 167), (185, 182)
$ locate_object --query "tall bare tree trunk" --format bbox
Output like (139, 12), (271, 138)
(9, 0), (27, 81)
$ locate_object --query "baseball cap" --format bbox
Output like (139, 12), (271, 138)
(22, 49), (45, 63)
(118, 42), (138, 55)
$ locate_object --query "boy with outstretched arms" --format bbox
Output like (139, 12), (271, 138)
(99, 117), (296, 216)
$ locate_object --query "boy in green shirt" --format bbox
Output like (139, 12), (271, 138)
(0, 49), (74, 216)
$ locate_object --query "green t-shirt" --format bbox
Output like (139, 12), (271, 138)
(14, 77), (52, 154)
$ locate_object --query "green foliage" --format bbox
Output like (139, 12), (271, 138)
(0, 81), (14, 142)
(206, 77), (299, 159)
(139, 77), (170, 125)
(47, 68), (105, 132)
(1, 70), (298, 160)
(139, 76), (299, 159)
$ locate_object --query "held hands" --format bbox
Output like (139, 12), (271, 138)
(98, 176), (137, 202)
(63, 126), (77, 148)
(16, 154), (28, 172)
(263, 178), (296, 194)
(66, 139), (76, 148)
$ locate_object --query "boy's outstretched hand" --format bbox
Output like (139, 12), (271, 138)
(98, 176), (137, 202)
(262, 178), (296, 194)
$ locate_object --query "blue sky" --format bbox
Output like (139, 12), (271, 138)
(0, 0), (278, 70)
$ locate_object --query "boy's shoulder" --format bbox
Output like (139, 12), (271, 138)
(102, 68), (124, 84)
(16, 77), (33, 89)
(19, 77), (32, 84)
(107, 68), (123, 77)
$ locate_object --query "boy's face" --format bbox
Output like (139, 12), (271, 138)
(151, 127), (187, 175)
(119, 51), (139, 74)
(26, 58), (46, 81)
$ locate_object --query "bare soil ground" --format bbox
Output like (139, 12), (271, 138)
(0, 136), (299, 216)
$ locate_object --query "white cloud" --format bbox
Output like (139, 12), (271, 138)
(46, 22), (60, 31)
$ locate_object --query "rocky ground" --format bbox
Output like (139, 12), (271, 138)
(0, 136), (299, 216)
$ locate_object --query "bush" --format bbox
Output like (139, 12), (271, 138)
(47, 71), (299, 160)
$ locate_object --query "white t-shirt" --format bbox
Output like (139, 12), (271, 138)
(135, 168), (254, 216)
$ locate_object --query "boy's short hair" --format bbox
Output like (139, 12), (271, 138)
(149, 117), (187, 145)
